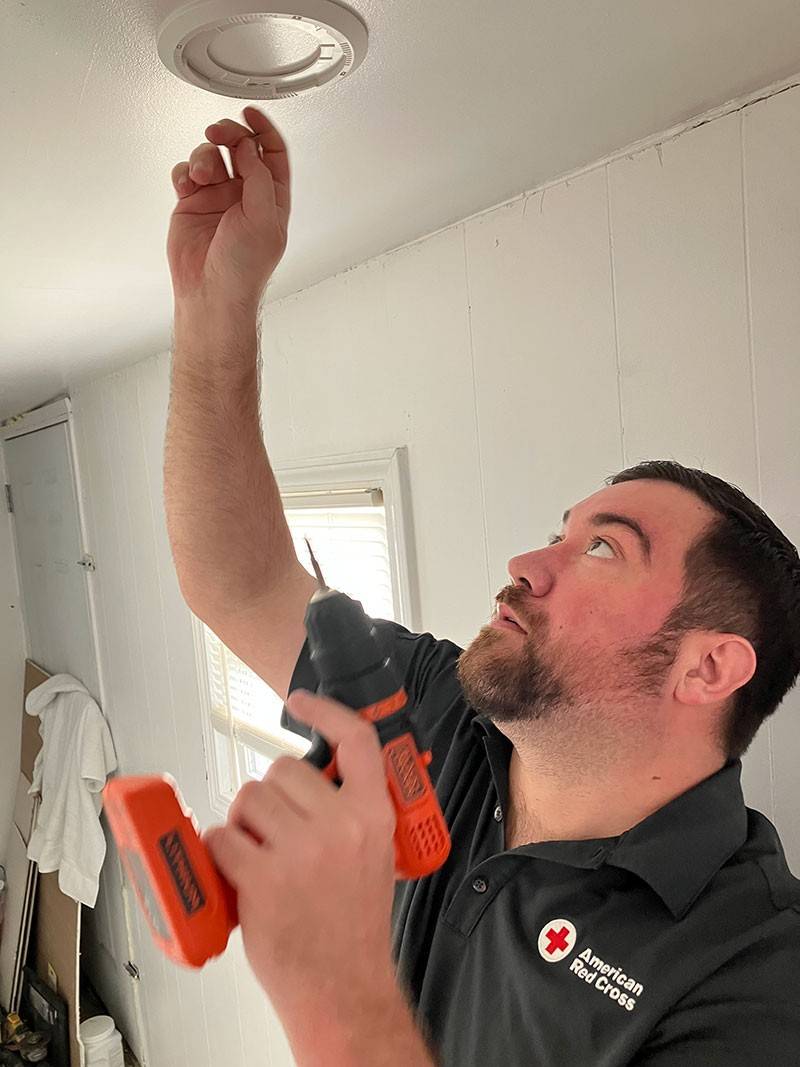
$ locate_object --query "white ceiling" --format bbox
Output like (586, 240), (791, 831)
(3, 0), (800, 422)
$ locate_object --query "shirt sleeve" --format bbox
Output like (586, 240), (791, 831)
(628, 924), (800, 1066)
(280, 600), (465, 756)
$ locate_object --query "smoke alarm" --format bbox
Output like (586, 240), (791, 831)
(157, 0), (368, 99)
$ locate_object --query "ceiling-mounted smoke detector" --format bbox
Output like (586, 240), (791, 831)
(157, 0), (368, 100)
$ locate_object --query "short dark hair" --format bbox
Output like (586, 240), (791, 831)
(608, 460), (800, 760)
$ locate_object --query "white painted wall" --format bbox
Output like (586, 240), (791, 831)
(59, 80), (800, 1065)
(0, 445), (26, 865)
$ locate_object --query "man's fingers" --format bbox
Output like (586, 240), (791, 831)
(187, 141), (230, 185)
(172, 109), (290, 216)
(204, 824), (261, 891)
(207, 107), (287, 158)
(170, 161), (197, 198)
(205, 117), (259, 179)
(171, 140), (230, 197)
(207, 109), (291, 206)
(227, 772), (308, 845)
(206, 117), (252, 142)
(285, 691), (390, 803)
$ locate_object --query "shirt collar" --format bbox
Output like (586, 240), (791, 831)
(471, 715), (748, 921)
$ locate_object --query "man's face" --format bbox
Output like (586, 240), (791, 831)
(456, 480), (717, 744)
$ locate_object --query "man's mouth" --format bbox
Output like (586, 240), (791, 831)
(499, 606), (529, 627)
(494, 604), (526, 633)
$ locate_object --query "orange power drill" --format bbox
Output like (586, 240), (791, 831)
(104, 541), (451, 968)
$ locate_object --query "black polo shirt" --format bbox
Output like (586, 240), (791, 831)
(284, 608), (800, 1065)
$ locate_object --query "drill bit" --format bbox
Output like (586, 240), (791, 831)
(305, 537), (329, 591)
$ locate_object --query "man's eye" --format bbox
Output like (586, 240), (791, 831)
(547, 535), (615, 557)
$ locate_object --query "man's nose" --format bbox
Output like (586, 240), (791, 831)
(507, 548), (555, 597)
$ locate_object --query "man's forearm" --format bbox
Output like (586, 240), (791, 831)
(165, 297), (296, 614)
(283, 976), (438, 1067)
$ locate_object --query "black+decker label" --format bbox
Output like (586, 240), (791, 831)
(389, 740), (425, 805)
(159, 829), (206, 916)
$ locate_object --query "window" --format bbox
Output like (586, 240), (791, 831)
(194, 448), (417, 813)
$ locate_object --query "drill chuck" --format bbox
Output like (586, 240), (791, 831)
(305, 588), (400, 708)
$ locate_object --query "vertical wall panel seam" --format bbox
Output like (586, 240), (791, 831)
(110, 381), (157, 772)
(72, 388), (151, 1064)
(134, 366), (186, 787)
(98, 384), (159, 1055)
(604, 164), (626, 470)
(229, 955), (254, 1067)
(136, 362), (214, 1067)
(461, 223), (492, 601)
(111, 376), (177, 1063)
(739, 107), (775, 823)
(99, 388), (137, 740)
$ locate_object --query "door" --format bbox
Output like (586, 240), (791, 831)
(3, 397), (147, 1064)
(4, 415), (98, 697)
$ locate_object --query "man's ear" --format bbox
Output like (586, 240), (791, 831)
(674, 633), (757, 707)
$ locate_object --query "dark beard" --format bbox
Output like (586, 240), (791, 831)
(455, 624), (569, 724)
(455, 613), (684, 728)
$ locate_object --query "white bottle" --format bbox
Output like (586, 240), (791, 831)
(80, 1015), (125, 1067)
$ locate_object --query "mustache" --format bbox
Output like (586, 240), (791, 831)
(494, 585), (541, 633)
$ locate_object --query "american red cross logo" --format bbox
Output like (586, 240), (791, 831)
(537, 918), (577, 963)
(546, 926), (570, 954)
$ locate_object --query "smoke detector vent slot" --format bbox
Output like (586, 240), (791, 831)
(157, 0), (368, 99)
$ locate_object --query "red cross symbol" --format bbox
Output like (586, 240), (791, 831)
(538, 918), (577, 963)
(545, 926), (571, 955)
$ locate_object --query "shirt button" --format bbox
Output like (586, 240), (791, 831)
(494, 805), (503, 822)
(472, 878), (488, 893)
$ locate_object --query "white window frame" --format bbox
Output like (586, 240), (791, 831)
(193, 446), (419, 816)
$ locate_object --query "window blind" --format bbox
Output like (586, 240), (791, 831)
(203, 490), (396, 770)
